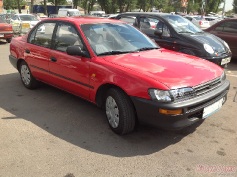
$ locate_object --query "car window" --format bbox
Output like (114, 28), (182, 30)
(11, 15), (17, 20)
(54, 23), (83, 52)
(119, 16), (138, 27)
(29, 22), (56, 48)
(156, 21), (171, 37)
(214, 23), (224, 31)
(81, 23), (158, 56)
(163, 15), (202, 34)
(19, 15), (38, 21)
(222, 21), (237, 33)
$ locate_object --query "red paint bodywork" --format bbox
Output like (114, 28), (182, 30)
(0, 21), (13, 41)
(10, 17), (224, 104)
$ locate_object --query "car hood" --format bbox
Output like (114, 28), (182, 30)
(182, 32), (228, 53)
(103, 49), (223, 89)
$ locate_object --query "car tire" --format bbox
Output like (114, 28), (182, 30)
(19, 61), (39, 89)
(6, 38), (11, 43)
(105, 88), (136, 135)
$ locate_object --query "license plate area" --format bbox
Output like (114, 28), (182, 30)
(0, 34), (4, 37)
(202, 98), (223, 119)
(221, 57), (231, 65)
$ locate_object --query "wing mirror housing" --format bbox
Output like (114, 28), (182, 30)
(66, 46), (89, 57)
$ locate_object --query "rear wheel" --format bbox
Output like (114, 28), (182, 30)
(105, 88), (136, 135)
(19, 61), (39, 89)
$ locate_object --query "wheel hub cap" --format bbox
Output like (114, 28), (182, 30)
(106, 96), (119, 128)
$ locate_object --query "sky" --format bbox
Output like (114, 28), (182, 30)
(221, 0), (234, 11)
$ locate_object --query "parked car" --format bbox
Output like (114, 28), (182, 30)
(10, 14), (40, 34)
(116, 12), (232, 67)
(204, 18), (237, 58)
(184, 15), (210, 29)
(9, 17), (230, 135)
(204, 16), (223, 26)
(0, 16), (14, 43)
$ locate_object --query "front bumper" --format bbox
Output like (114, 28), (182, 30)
(0, 32), (14, 39)
(131, 80), (230, 130)
(203, 53), (232, 67)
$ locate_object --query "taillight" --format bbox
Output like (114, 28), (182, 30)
(199, 21), (203, 25)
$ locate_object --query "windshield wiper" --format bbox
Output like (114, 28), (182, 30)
(97, 50), (132, 56)
(135, 47), (159, 52)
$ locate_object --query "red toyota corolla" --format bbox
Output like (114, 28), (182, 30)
(9, 17), (230, 135)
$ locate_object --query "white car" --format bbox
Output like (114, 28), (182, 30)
(204, 16), (223, 26)
(10, 14), (40, 34)
(184, 15), (210, 29)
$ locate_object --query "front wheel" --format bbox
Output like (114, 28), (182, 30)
(105, 88), (136, 135)
(19, 61), (39, 89)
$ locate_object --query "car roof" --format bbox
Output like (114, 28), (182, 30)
(42, 16), (124, 25)
(120, 12), (170, 16)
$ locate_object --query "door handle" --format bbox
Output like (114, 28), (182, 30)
(50, 57), (57, 62)
(25, 49), (30, 54)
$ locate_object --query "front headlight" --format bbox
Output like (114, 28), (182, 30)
(223, 41), (230, 50)
(148, 87), (195, 102)
(204, 44), (214, 54)
(149, 89), (172, 102)
(220, 71), (226, 82)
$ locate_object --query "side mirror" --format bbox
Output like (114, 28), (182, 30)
(66, 46), (89, 57)
(154, 29), (162, 36)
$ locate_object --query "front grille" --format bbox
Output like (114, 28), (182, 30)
(174, 77), (222, 103)
(193, 77), (221, 96)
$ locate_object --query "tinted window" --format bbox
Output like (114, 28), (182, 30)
(19, 15), (38, 21)
(54, 23), (83, 52)
(29, 22), (56, 48)
(223, 21), (237, 33)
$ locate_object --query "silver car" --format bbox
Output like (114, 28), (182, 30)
(10, 14), (40, 34)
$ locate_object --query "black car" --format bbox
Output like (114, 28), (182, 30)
(115, 12), (232, 67)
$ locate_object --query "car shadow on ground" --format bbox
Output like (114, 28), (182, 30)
(0, 73), (204, 157)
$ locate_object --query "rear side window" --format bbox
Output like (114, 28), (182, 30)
(222, 21), (237, 33)
(29, 22), (56, 48)
(214, 21), (237, 33)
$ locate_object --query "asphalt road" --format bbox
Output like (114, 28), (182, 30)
(0, 40), (237, 177)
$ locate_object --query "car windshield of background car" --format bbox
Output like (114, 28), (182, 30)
(164, 15), (202, 34)
(19, 15), (39, 21)
(81, 23), (158, 56)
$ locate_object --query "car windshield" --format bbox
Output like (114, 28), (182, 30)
(68, 11), (80, 16)
(163, 15), (202, 34)
(81, 23), (158, 56)
(19, 15), (38, 21)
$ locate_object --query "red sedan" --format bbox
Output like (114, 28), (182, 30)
(205, 18), (237, 58)
(9, 17), (229, 134)
(0, 17), (13, 43)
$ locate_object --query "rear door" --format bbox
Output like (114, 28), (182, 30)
(26, 21), (56, 82)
